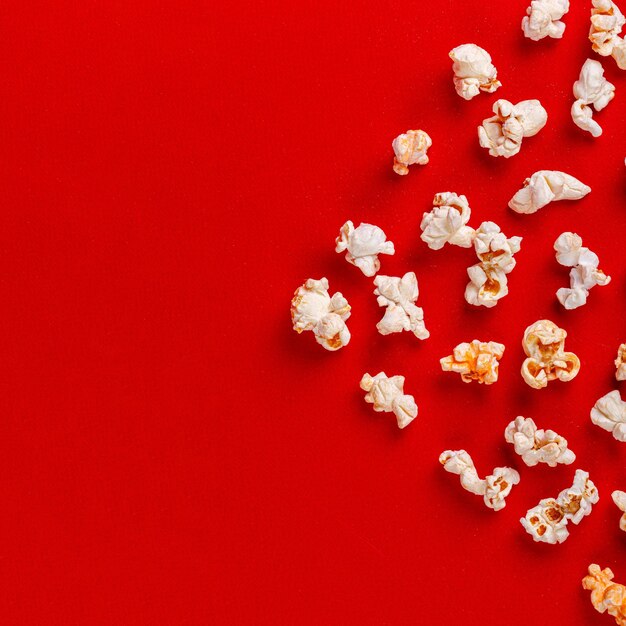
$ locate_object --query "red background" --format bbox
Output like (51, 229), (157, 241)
(1, 0), (625, 623)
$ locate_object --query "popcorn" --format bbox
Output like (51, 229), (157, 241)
(360, 372), (418, 429)
(449, 44), (501, 100)
(554, 232), (611, 309)
(478, 99), (548, 158)
(373, 272), (429, 339)
(440, 339), (505, 384)
(613, 491), (626, 532)
(571, 59), (616, 137)
(508, 170), (591, 214)
(392, 129), (432, 175)
(465, 221), (522, 308)
(335, 221), (395, 276)
(591, 390), (626, 442)
(522, 0), (570, 40)
(557, 469), (600, 525)
(439, 449), (520, 511)
(521, 320), (580, 389)
(616, 344), (626, 381)
(590, 0), (626, 69)
(504, 416), (576, 467)
(582, 564), (626, 625)
(291, 278), (351, 351)
(420, 192), (476, 250)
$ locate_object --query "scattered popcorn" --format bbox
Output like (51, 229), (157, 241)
(613, 491), (626, 532)
(571, 59), (616, 137)
(440, 339), (505, 384)
(504, 416), (576, 467)
(521, 320), (580, 389)
(590, 0), (626, 69)
(360, 372), (418, 429)
(335, 221), (395, 277)
(582, 564), (626, 626)
(508, 170), (591, 214)
(616, 344), (626, 381)
(439, 450), (520, 511)
(554, 232), (611, 309)
(522, 0), (570, 40)
(478, 99), (547, 158)
(449, 44), (501, 100)
(591, 390), (626, 442)
(465, 221), (522, 308)
(392, 129), (432, 175)
(420, 192), (476, 250)
(291, 278), (351, 351)
(373, 272), (429, 339)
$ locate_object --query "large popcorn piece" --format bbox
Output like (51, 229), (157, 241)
(522, 0), (570, 40)
(392, 129), (432, 176)
(591, 390), (626, 442)
(613, 491), (626, 532)
(449, 44), (501, 100)
(439, 449), (520, 511)
(335, 221), (395, 277)
(504, 416), (575, 467)
(440, 340), (505, 385)
(373, 272), (429, 340)
(291, 278), (351, 351)
(465, 222), (522, 308)
(571, 59), (616, 137)
(615, 344), (626, 381)
(420, 192), (476, 250)
(582, 564), (626, 626)
(360, 372), (417, 429)
(554, 232), (611, 309)
(508, 170), (591, 214)
(590, 0), (626, 69)
(521, 320), (580, 389)
(478, 99), (547, 158)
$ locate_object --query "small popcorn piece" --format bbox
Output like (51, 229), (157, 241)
(335, 221), (395, 277)
(508, 170), (591, 214)
(392, 129), (432, 175)
(360, 372), (417, 429)
(373, 272), (429, 340)
(478, 99), (547, 158)
(504, 416), (576, 467)
(291, 278), (351, 351)
(420, 192), (476, 250)
(613, 491), (626, 532)
(522, 0), (570, 41)
(449, 44), (501, 100)
(616, 344), (626, 381)
(590, 0), (626, 69)
(571, 59), (616, 137)
(440, 339), (505, 384)
(557, 469), (599, 525)
(582, 564), (626, 625)
(591, 390), (626, 442)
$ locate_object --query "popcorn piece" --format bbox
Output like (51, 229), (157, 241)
(591, 390), (626, 442)
(420, 192), (476, 250)
(465, 221), (522, 308)
(571, 59), (616, 137)
(505, 416), (576, 467)
(582, 564), (626, 625)
(521, 320), (580, 389)
(360, 372), (417, 429)
(449, 44), (501, 100)
(335, 221), (395, 277)
(557, 469), (599, 525)
(478, 99), (547, 158)
(590, 0), (626, 69)
(613, 491), (626, 532)
(522, 0), (570, 40)
(439, 450), (520, 511)
(440, 339), (505, 384)
(373, 272), (429, 340)
(291, 278), (351, 351)
(508, 170), (591, 214)
(616, 344), (626, 381)
(392, 129), (432, 175)
(554, 232), (611, 309)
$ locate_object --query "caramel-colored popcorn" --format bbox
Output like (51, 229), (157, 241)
(590, 0), (626, 69)
(449, 44), (501, 100)
(335, 221), (395, 277)
(508, 170), (590, 214)
(583, 564), (626, 626)
(616, 344), (626, 381)
(522, 0), (570, 40)
(591, 390), (626, 442)
(571, 59), (616, 137)
(440, 339), (505, 385)
(612, 491), (626, 532)
(392, 129), (432, 175)
(420, 192), (476, 250)
(360, 372), (418, 429)
(505, 416), (575, 467)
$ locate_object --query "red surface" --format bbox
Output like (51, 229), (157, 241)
(0, 0), (625, 623)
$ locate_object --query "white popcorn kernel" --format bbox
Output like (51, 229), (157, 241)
(508, 170), (591, 214)
(583, 564), (626, 625)
(591, 390), (626, 441)
(335, 221), (395, 277)
(590, 0), (626, 68)
(392, 129), (432, 175)
(478, 99), (547, 158)
(373, 272), (429, 340)
(505, 416), (576, 467)
(420, 192), (476, 250)
(612, 491), (626, 531)
(522, 0), (570, 41)
(440, 339), (505, 384)
(554, 232), (611, 309)
(571, 59), (616, 137)
(291, 278), (351, 351)
(557, 469), (599, 525)
(521, 320), (580, 389)
(615, 344), (626, 380)
(449, 44), (501, 100)
(360, 372), (417, 429)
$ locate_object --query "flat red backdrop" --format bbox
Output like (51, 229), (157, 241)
(0, 1), (624, 624)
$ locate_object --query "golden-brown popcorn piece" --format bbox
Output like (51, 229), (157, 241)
(616, 344), (626, 381)
(583, 564), (626, 626)
(392, 129), (432, 175)
(613, 491), (626, 532)
(440, 339), (505, 385)
(590, 0), (626, 68)
(449, 44), (501, 100)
